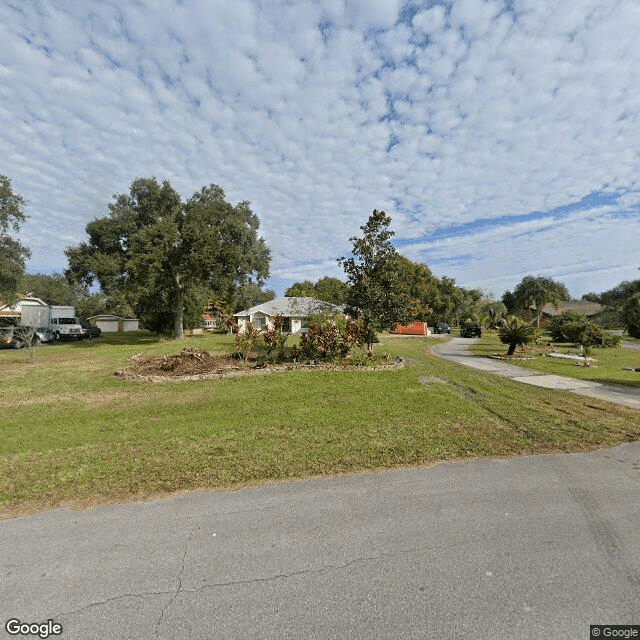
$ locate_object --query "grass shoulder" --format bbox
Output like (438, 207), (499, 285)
(1, 331), (638, 518)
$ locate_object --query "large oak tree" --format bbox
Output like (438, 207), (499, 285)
(65, 178), (270, 338)
(0, 175), (31, 303)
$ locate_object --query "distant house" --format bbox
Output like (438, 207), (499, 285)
(234, 297), (347, 334)
(88, 315), (139, 332)
(532, 300), (615, 326)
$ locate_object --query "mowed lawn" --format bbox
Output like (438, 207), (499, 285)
(1, 331), (639, 518)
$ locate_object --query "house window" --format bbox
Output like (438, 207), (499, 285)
(282, 317), (291, 333)
(253, 316), (265, 329)
(300, 317), (310, 329)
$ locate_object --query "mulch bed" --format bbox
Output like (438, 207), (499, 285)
(115, 347), (404, 383)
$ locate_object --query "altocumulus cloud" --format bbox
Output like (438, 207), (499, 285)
(1, 0), (639, 298)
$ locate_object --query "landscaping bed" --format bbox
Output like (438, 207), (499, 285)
(116, 346), (404, 382)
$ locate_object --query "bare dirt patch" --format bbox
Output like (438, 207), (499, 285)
(115, 346), (404, 383)
(122, 347), (240, 378)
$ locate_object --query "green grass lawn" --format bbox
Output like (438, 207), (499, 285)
(470, 331), (640, 389)
(1, 331), (639, 518)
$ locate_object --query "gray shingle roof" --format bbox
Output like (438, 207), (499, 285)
(235, 297), (346, 317)
(538, 300), (606, 317)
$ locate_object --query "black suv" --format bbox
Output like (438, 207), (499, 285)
(80, 319), (102, 338)
(433, 322), (451, 334)
(460, 322), (482, 338)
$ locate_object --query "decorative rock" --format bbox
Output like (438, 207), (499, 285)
(547, 352), (593, 362)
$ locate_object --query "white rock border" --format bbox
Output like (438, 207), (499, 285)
(547, 351), (594, 363)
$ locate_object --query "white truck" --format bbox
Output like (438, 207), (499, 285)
(20, 304), (84, 342)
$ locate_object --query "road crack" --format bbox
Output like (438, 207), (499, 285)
(154, 523), (198, 637)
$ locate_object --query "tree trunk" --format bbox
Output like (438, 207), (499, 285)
(507, 342), (517, 356)
(173, 289), (185, 340)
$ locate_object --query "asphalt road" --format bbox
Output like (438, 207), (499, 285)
(2, 443), (639, 640)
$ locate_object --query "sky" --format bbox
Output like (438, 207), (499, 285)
(2, 0), (639, 300)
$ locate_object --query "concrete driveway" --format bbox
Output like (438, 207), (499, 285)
(2, 443), (639, 640)
(433, 337), (640, 409)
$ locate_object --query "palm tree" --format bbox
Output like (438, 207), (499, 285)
(498, 316), (536, 356)
(480, 301), (507, 331)
(513, 276), (569, 327)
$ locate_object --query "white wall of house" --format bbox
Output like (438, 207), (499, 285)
(236, 314), (310, 334)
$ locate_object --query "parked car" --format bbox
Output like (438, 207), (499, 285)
(79, 319), (102, 338)
(34, 326), (54, 344)
(433, 322), (451, 334)
(460, 322), (482, 338)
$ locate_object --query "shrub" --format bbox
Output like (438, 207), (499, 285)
(299, 313), (365, 362)
(549, 310), (622, 347)
(234, 321), (259, 361)
(261, 314), (289, 360)
(548, 310), (591, 342)
(300, 318), (340, 359)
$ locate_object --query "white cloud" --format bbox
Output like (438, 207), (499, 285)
(347, 0), (403, 30)
(1, 0), (638, 300)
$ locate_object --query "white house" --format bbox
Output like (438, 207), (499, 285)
(234, 297), (347, 334)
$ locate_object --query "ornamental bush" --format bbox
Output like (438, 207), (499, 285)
(234, 321), (259, 361)
(548, 310), (591, 342)
(261, 314), (289, 360)
(299, 313), (365, 361)
(548, 310), (621, 347)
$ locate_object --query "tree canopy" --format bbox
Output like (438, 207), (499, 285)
(65, 178), (271, 338)
(393, 256), (483, 325)
(583, 279), (640, 309)
(480, 300), (508, 329)
(0, 175), (31, 303)
(231, 282), (276, 313)
(284, 276), (348, 305)
(622, 292), (640, 338)
(511, 275), (570, 326)
(339, 209), (411, 347)
(23, 273), (88, 306)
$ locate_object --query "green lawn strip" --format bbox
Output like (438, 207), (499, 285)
(470, 332), (640, 389)
(1, 333), (639, 517)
